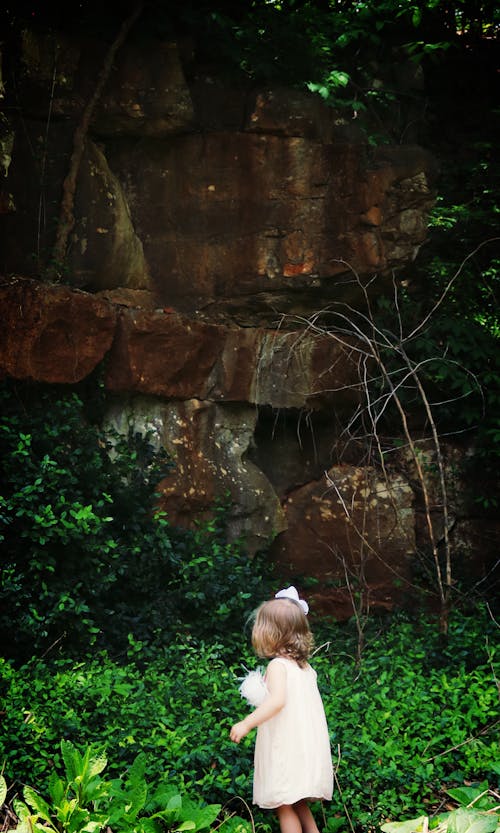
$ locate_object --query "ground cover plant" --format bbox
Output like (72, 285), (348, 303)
(1, 608), (498, 832)
(0, 741), (251, 833)
(381, 777), (500, 833)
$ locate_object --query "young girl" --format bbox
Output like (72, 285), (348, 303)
(230, 586), (333, 833)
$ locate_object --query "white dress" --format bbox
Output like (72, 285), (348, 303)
(253, 657), (333, 809)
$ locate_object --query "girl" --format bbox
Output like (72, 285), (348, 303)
(230, 586), (333, 833)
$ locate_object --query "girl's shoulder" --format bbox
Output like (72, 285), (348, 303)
(268, 656), (289, 668)
(270, 656), (314, 673)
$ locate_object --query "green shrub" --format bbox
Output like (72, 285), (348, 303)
(0, 381), (271, 662)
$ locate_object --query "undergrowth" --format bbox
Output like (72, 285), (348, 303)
(0, 609), (498, 832)
(0, 380), (271, 664)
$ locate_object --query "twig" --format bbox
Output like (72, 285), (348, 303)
(220, 796), (256, 833)
(486, 603), (499, 629)
(40, 632), (66, 659)
(332, 744), (356, 833)
(37, 39), (59, 267)
(403, 238), (500, 343)
(467, 789), (492, 809)
(424, 719), (499, 762)
(312, 641), (332, 656)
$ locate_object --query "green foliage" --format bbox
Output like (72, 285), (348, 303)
(144, 0), (499, 143)
(0, 381), (271, 662)
(1, 740), (234, 833)
(313, 611), (499, 828)
(0, 638), (251, 802)
(377, 126), (500, 507)
(0, 610), (498, 830)
(381, 778), (500, 833)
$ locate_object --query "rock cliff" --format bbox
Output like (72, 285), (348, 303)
(1, 26), (495, 615)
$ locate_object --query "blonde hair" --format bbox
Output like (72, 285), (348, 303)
(251, 598), (313, 667)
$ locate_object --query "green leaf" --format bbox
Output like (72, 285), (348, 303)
(12, 799), (31, 823)
(448, 808), (498, 833)
(61, 739), (81, 782)
(48, 773), (65, 806)
(140, 819), (164, 833)
(10, 803), (34, 833)
(22, 787), (54, 826)
(381, 818), (428, 833)
(167, 795), (183, 813)
(446, 785), (489, 806)
(189, 804), (222, 831)
(0, 775), (6, 807)
(87, 749), (107, 779)
(327, 70), (350, 87)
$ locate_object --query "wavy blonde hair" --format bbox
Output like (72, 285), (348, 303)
(251, 598), (313, 667)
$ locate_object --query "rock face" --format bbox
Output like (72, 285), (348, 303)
(2, 276), (498, 616)
(106, 134), (434, 314)
(0, 278), (116, 383)
(71, 142), (151, 290)
(271, 465), (415, 613)
(104, 306), (360, 409)
(105, 397), (287, 556)
(1, 27), (494, 617)
(0, 29), (435, 320)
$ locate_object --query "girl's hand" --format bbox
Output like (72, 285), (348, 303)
(230, 660), (286, 744)
(230, 720), (250, 743)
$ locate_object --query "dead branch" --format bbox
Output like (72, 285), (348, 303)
(424, 719), (499, 762)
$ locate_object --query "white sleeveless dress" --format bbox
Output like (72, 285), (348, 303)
(253, 657), (333, 809)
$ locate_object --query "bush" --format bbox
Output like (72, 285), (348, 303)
(0, 381), (271, 662)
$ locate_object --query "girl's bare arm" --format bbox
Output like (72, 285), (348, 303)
(230, 660), (286, 743)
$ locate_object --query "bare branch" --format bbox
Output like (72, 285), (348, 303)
(403, 238), (500, 343)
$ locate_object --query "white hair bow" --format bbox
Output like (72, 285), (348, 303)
(275, 585), (309, 615)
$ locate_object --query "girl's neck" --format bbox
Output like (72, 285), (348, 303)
(274, 651), (302, 665)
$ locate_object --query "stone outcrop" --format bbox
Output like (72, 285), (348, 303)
(105, 305), (360, 409)
(0, 277), (116, 383)
(70, 141), (151, 290)
(0, 277), (360, 410)
(271, 465), (415, 608)
(105, 133), (434, 314)
(105, 397), (287, 556)
(1, 276), (497, 610)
